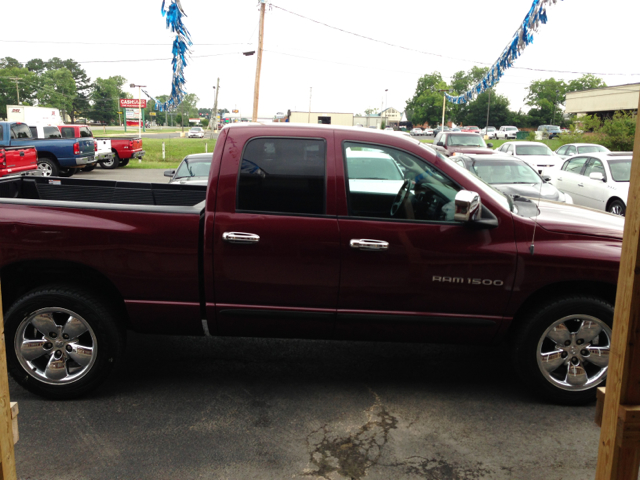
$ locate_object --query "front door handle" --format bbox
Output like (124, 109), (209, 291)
(578, 183), (584, 187)
(350, 239), (389, 251)
(223, 232), (260, 244)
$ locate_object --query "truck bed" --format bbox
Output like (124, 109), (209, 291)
(0, 176), (207, 212)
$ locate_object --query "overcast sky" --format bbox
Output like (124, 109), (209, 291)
(3, 0), (639, 119)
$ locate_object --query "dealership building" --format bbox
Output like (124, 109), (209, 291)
(565, 83), (639, 118)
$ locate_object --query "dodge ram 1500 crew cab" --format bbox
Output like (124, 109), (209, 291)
(0, 123), (623, 404)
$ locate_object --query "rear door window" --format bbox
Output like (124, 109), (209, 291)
(79, 127), (93, 138)
(43, 127), (61, 138)
(563, 156), (588, 174)
(29, 127), (38, 138)
(60, 127), (75, 138)
(237, 137), (326, 215)
(10, 123), (32, 139)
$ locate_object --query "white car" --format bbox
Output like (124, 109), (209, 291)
(494, 141), (560, 173)
(554, 143), (610, 161)
(481, 126), (497, 138)
(545, 152), (632, 215)
(410, 128), (423, 136)
(423, 127), (434, 136)
(188, 127), (205, 138)
(495, 126), (519, 140)
(164, 153), (212, 185)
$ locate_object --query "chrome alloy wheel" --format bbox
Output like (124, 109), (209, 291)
(537, 314), (611, 391)
(38, 162), (53, 177)
(14, 307), (98, 385)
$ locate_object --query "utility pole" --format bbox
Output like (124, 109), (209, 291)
(438, 89), (450, 130)
(8, 77), (22, 104)
(210, 78), (220, 139)
(252, 0), (267, 122)
(552, 89), (559, 125)
(308, 87), (312, 123)
(485, 89), (492, 135)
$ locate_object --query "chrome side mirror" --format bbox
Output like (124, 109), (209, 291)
(164, 169), (176, 177)
(454, 190), (481, 222)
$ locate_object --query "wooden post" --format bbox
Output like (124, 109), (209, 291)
(595, 95), (640, 480)
(0, 280), (17, 480)
(252, 0), (266, 122)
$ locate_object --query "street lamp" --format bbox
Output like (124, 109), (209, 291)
(552, 89), (560, 125)
(130, 83), (146, 138)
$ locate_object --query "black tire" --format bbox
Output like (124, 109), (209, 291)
(82, 164), (97, 172)
(100, 152), (119, 169)
(37, 157), (59, 177)
(607, 199), (626, 216)
(512, 296), (613, 405)
(119, 158), (130, 167)
(58, 168), (75, 177)
(4, 285), (125, 399)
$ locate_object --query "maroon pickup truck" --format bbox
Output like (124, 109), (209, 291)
(0, 124), (622, 404)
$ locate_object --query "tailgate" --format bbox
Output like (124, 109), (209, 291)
(132, 138), (143, 151)
(77, 139), (95, 156)
(1, 146), (37, 176)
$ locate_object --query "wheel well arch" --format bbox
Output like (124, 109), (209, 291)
(0, 260), (130, 328)
(606, 197), (625, 210)
(37, 152), (59, 164)
(509, 280), (616, 334)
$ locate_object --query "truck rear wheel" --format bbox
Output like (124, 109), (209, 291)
(37, 158), (58, 177)
(512, 296), (613, 405)
(100, 152), (119, 169)
(4, 285), (125, 399)
(58, 168), (75, 177)
(82, 164), (97, 172)
(119, 158), (130, 167)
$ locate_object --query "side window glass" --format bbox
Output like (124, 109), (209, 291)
(29, 127), (38, 138)
(557, 146), (567, 155)
(60, 128), (75, 139)
(10, 123), (31, 139)
(566, 146), (576, 155)
(584, 159), (605, 179)
(343, 141), (460, 222)
(565, 157), (588, 174)
(237, 138), (326, 215)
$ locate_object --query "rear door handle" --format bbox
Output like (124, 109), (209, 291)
(350, 239), (389, 251)
(222, 232), (260, 244)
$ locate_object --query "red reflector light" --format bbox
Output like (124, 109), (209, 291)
(73, 143), (80, 155)
(129, 140), (134, 149)
(94, 141), (97, 152)
(0, 149), (5, 166)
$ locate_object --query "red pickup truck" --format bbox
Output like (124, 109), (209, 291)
(59, 125), (144, 169)
(0, 145), (38, 177)
(0, 123), (622, 404)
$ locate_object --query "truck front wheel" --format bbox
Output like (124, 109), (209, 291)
(4, 285), (125, 399)
(37, 158), (58, 177)
(512, 296), (613, 405)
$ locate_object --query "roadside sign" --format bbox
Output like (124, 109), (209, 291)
(119, 99), (147, 109)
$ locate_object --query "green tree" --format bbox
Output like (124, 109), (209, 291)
(566, 74), (606, 93)
(525, 78), (567, 127)
(405, 72), (447, 126)
(448, 66), (489, 124)
(90, 76), (128, 125)
(578, 112), (636, 151)
(0, 57), (23, 69)
(0, 66), (38, 115)
(461, 89), (512, 128)
(37, 68), (76, 120)
(364, 107), (379, 116)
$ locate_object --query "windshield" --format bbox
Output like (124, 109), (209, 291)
(190, 127), (202, 132)
(447, 134), (487, 147)
(578, 145), (609, 154)
(515, 144), (552, 156)
(175, 159), (212, 179)
(608, 159), (632, 182)
(471, 160), (540, 185)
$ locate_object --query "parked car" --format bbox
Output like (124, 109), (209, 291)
(423, 127), (434, 136)
(537, 125), (562, 139)
(433, 132), (494, 156)
(432, 126), (450, 136)
(554, 143), (610, 160)
(0, 123), (624, 406)
(461, 126), (481, 134)
(480, 127), (497, 138)
(545, 152), (632, 215)
(449, 154), (573, 204)
(384, 127), (394, 131)
(164, 153), (212, 185)
(410, 128), (423, 136)
(496, 126), (519, 140)
(188, 127), (205, 138)
(494, 141), (560, 173)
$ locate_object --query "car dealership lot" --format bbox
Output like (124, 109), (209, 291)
(10, 333), (602, 480)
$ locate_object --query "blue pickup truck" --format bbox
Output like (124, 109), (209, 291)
(0, 122), (96, 177)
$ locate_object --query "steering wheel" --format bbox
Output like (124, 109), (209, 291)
(390, 180), (411, 217)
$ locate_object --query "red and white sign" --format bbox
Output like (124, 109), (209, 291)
(119, 98), (147, 109)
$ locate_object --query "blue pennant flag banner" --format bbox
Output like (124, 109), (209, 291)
(148, 0), (193, 112)
(446, 0), (563, 105)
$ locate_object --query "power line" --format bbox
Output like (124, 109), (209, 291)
(0, 39), (250, 47)
(270, 4), (640, 77)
